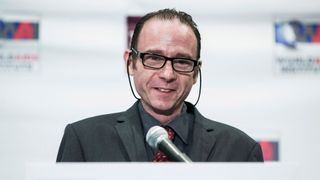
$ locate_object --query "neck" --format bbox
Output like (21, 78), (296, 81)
(141, 102), (183, 124)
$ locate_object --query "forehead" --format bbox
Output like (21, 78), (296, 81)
(140, 18), (195, 40)
(137, 18), (197, 57)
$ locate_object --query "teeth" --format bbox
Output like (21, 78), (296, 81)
(158, 88), (171, 92)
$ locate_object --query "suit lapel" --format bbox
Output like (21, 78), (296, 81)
(115, 101), (148, 161)
(114, 101), (217, 162)
(188, 108), (217, 161)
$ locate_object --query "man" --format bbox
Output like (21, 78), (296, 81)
(57, 9), (263, 162)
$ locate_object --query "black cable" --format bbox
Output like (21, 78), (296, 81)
(126, 60), (140, 100)
(193, 68), (202, 106)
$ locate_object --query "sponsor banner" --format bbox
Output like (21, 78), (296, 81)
(0, 14), (40, 72)
(258, 140), (279, 161)
(253, 130), (280, 161)
(274, 18), (320, 75)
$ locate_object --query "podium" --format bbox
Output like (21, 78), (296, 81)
(26, 162), (299, 180)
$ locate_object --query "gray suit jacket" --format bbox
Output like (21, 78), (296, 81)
(57, 101), (263, 162)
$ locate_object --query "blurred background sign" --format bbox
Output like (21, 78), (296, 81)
(127, 16), (141, 48)
(0, 14), (40, 72)
(274, 18), (320, 75)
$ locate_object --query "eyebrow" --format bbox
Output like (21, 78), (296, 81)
(144, 49), (194, 60)
(175, 53), (194, 59)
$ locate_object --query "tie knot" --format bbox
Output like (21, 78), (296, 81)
(165, 127), (175, 141)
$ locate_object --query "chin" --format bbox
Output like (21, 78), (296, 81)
(151, 101), (178, 114)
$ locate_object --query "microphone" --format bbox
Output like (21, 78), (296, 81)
(146, 126), (192, 162)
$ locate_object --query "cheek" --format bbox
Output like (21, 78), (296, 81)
(181, 77), (195, 92)
(133, 74), (144, 90)
(133, 70), (151, 90)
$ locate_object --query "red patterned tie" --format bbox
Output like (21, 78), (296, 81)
(153, 127), (175, 162)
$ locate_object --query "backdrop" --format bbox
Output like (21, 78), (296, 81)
(1, 0), (320, 179)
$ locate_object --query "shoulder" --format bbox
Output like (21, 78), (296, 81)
(193, 110), (263, 161)
(188, 102), (257, 146)
(206, 118), (256, 144)
(66, 111), (125, 135)
(73, 112), (123, 127)
(65, 101), (140, 136)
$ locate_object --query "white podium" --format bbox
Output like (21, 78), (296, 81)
(26, 162), (299, 180)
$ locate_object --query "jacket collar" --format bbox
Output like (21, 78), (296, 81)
(115, 101), (148, 161)
(185, 102), (217, 161)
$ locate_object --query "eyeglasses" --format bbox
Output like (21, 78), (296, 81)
(131, 48), (201, 73)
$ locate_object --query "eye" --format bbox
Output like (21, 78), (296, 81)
(145, 54), (163, 61)
(175, 59), (193, 66)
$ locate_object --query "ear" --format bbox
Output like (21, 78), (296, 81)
(123, 49), (134, 75)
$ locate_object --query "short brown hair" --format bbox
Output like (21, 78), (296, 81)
(130, 8), (201, 60)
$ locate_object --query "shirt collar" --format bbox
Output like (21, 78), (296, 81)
(138, 102), (190, 144)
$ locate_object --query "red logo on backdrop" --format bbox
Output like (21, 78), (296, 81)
(14, 22), (36, 39)
(0, 20), (39, 40)
(127, 16), (141, 48)
(258, 140), (279, 161)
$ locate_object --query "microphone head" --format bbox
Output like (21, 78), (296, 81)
(146, 126), (168, 149)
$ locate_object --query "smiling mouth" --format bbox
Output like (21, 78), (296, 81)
(155, 88), (175, 93)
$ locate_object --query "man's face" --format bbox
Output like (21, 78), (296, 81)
(130, 18), (198, 116)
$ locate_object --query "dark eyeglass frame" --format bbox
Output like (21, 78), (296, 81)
(131, 48), (201, 73)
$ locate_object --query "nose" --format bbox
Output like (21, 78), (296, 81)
(158, 60), (176, 82)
